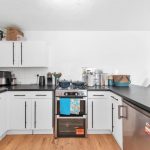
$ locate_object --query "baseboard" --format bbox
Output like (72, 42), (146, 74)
(0, 132), (7, 141)
(33, 129), (53, 134)
(7, 129), (53, 135)
(87, 129), (112, 134)
(7, 130), (32, 135)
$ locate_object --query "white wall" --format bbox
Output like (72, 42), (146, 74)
(1, 31), (150, 85)
(1, 0), (150, 30)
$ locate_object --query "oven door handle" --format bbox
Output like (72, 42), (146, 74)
(56, 97), (87, 101)
(56, 115), (86, 119)
(56, 96), (87, 98)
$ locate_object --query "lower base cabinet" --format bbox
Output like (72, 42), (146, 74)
(9, 92), (53, 134)
(32, 99), (52, 130)
(111, 93), (123, 149)
(0, 93), (7, 139)
(88, 92), (112, 133)
(10, 99), (32, 130)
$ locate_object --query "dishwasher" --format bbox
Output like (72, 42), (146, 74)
(122, 100), (150, 150)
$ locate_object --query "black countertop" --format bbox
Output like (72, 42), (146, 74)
(0, 84), (150, 113)
(88, 85), (150, 113)
(110, 85), (150, 113)
(7, 84), (56, 91)
(0, 87), (8, 93)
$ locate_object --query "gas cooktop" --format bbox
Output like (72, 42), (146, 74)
(56, 85), (86, 90)
(57, 80), (87, 90)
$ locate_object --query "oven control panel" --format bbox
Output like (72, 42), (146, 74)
(56, 90), (87, 97)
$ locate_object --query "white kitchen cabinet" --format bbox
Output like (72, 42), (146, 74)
(88, 91), (112, 133)
(0, 93), (7, 140)
(9, 96), (32, 130)
(32, 99), (52, 130)
(20, 41), (47, 67)
(110, 93), (123, 149)
(0, 42), (15, 67)
(0, 41), (47, 67)
(9, 91), (53, 134)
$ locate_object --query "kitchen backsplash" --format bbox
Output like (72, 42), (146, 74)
(0, 67), (149, 86)
(0, 68), (48, 84)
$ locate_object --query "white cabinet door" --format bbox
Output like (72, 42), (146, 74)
(93, 98), (111, 130)
(88, 92), (112, 131)
(10, 98), (32, 130)
(0, 42), (14, 67)
(0, 94), (7, 138)
(20, 41), (47, 67)
(32, 99), (52, 130)
(111, 93), (123, 149)
(0, 41), (47, 67)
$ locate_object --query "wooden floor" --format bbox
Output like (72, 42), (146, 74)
(0, 134), (120, 150)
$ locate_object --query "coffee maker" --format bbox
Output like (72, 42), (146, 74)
(0, 71), (11, 86)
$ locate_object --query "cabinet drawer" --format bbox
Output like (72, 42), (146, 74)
(10, 91), (53, 99)
(88, 91), (108, 99)
(11, 92), (29, 98)
(30, 92), (52, 99)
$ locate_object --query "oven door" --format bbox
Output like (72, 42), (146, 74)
(56, 116), (86, 137)
(56, 97), (87, 116)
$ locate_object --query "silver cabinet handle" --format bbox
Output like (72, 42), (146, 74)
(92, 101), (94, 128)
(112, 103), (114, 132)
(56, 115), (86, 119)
(111, 96), (118, 101)
(14, 95), (26, 96)
(118, 105), (128, 119)
(34, 101), (37, 128)
(36, 95), (47, 97)
(93, 94), (104, 97)
(13, 42), (15, 65)
(25, 101), (27, 128)
(21, 42), (23, 65)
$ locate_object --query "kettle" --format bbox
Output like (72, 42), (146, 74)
(39, 76), (45, 86)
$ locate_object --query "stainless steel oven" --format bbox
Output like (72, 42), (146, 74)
(56, 116), (86, 137)
(55, 89), (87, 138)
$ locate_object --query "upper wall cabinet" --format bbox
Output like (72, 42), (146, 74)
(0, 42), (15, 67)
(0, 41), (48, 67)
(20, 42), (47, 67)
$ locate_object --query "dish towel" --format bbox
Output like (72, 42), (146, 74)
(70, 99), (80, 115)
(60, 98), (70, 115)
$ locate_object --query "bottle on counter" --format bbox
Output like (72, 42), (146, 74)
(101, 73), (109, 86)
(82, 68), (88, 85)
(87, 71), (95, 87)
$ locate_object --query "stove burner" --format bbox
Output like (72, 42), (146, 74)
(72, 84), (86, 90)
(57, 80), (86, 90)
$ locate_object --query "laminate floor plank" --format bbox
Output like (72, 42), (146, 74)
(0, 134), (120, 150)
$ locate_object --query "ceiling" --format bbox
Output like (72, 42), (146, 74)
(0, 0), (150, 30)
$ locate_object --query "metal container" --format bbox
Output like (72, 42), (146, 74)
(82, 68), (88, 85)
(39, 76), (45, 86)
(87, 71), (95, 87)
(0, 71), (11, 86)
(59, 80), (70, 89)
(95, 69), (103, 86)
(101, 73), (108, 86)
(47, 72), (53, 86)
